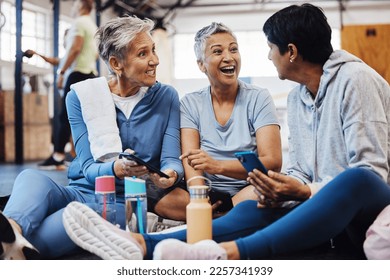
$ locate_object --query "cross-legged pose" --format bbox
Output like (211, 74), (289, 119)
(62, 3), (390, 260)
(0, 15), (188, 260)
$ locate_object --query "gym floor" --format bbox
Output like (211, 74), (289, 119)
(0, 161), (364, 260)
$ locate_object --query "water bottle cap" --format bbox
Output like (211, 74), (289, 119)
(95, 175), (115, 193)
(189, 185), (209, 198)
(125, 176), (146, 194)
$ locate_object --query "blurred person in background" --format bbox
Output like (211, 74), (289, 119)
(38, 0), (98, 170)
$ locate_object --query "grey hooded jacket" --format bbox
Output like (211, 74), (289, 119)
(286, 50), (390, 196)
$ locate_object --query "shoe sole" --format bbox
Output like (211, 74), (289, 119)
(63, 202), (143, 260)
(0, 212), (40, 260)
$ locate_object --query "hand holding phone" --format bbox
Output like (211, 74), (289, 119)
(234, 151), (268, 175)
(119, 152), (169, 178)
(209, 189), (234, 212)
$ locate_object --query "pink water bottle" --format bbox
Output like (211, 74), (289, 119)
(95, 175), (116, 224)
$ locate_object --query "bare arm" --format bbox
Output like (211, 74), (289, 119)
(180, 124), (282, 181)
(180, 128), (204, 185)
(255, 124), (282, 173)
(24, 49), (60, 66)
(58, 35), (83, 74)
(180, 127), (249, 181)
(57, 35), (83, 88)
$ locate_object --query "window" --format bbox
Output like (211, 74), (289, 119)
(173, 29), (341, 80)
(235, 31), (277, 78)
(0, 1), (70, 68)
(0, 1), (15, 62)
(173, 33), (201, 79)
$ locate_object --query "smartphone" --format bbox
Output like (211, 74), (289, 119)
(209, 189), (234, 212)
(234, 151), (268, 175)
(119, 152), (169, 178)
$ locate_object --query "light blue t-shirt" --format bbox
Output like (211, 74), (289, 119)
(180, 80), (279, 195)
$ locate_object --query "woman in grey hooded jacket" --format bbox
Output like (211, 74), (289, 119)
(61, 3), (390, 260)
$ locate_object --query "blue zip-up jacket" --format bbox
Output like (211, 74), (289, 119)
(287, 50), (390, 196)
(65, 80), (184, 196)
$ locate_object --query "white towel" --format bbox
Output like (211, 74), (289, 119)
(71, 77), (122, 162)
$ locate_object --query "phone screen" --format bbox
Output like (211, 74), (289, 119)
(119, 152), (169, 178)
(209, 189), (233, 212)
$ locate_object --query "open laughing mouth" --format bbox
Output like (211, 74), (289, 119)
(146, 69), (156, 76)
(220, 65), (235, 74)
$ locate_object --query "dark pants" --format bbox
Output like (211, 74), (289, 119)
(53, 71), (96, 153)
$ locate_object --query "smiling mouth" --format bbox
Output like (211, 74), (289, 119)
(146, 69), (156, 76)
(220, 66), (235, 74)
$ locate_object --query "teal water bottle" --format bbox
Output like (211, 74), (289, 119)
(125, 177), (147, 233)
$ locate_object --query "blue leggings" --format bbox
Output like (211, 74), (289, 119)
(3, 169), (126, 258)
(142, 168), (390, 259)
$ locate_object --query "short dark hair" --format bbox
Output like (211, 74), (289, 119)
(81, 0), (94, 12)
(263, 3), (333, 65)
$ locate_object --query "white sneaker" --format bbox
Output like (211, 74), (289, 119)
(153, 238), (227, 260)
(148, 212), (186, 233)
(128, 212), (186, 233)
(63, 201), (143, 260)
(0, 211), (40, 260)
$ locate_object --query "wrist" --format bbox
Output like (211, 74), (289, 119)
(173, 170), (178, 181)
(112, 161), (121, 180)
(57, 69), (65, 75)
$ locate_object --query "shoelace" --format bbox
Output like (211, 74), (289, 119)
(153, 220), (185, 232)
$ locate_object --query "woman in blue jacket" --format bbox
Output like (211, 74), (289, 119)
(0, 16), (188, 259)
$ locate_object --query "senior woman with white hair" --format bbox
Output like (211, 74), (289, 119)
(180, 22), (282, 208)
(0, 15), (188, 260)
